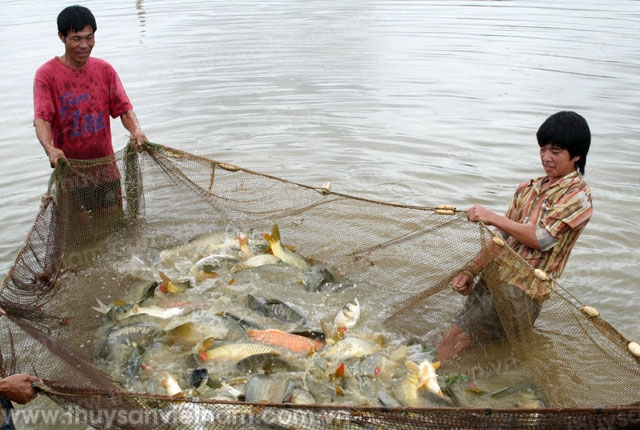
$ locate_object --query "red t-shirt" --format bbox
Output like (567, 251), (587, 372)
(33, 56), (133, 160)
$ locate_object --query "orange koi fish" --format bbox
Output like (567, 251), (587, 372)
(248, 329), (325, 354)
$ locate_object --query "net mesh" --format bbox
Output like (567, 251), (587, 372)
(1, 143), (639, 429)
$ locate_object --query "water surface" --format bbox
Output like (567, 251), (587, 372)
(1, 0), (639, 416)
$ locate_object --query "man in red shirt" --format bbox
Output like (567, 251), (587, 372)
(34, 5), (147, 167)
(33, 6), (148, 220)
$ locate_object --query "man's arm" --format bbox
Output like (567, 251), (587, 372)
(451, 204), (540, 296)
(467, 204), (540, 250)
(34, 119), (65, 168)
(0, 374), (42, 405)
(120, 110), (148, 151)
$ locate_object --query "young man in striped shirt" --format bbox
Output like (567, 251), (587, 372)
(437, 111), (593, 360)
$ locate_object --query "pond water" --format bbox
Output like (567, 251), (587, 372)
(1, 0), (639, 426)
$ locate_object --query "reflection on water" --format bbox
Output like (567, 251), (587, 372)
(1, 0), (640, 424)
(136, 0), (146, 34)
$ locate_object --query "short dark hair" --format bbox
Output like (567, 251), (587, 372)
(57, 5), (97, 37)
(536, 111), (591, 175)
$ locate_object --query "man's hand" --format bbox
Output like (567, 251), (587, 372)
(452, 272), (474, 296)
(46, 147), (66, 168)
(121, 110), (147, 153)
(466, 204), (496, 224)
(0, 374), (43, 404)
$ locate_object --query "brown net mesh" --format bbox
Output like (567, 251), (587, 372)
(1, 143), (639, 429)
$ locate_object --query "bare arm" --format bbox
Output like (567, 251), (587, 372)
(451, 204), (539, 296)
(34, 119), (65, 168)
(120, 110), (148, 151)
(466, 204), (540, 250)
(0, 374), (42, 404)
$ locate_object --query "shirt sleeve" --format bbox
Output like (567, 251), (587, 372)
(541, 187), (592, 240)
(536, 225), (558, 251)
(106, 64), (133, 119)
(33, 66), (56, 123)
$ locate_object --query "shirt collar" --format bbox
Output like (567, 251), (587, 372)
(536, 170), (581, 192)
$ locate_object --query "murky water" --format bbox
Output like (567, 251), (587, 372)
(1, 0), (639, 425)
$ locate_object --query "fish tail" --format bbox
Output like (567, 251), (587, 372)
(271, 224), (281, 243)
(166, 322), (200, 347)
(92, 299), (110, 314)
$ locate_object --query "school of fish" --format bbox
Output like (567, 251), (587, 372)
(94, 224), (546, 410)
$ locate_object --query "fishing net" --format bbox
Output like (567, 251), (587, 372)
(1, 143), (639, 429)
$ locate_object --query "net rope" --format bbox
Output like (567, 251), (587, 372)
(1, 143), (638, 429)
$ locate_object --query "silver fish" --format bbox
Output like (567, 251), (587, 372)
(334, 297), (360, 329)
(290, 388), (316, 405)
(244, 374), (295, 403)
(230, 254), (280, 273)
(236, 353), (297, 374)
(320, 335), (384, 361)
(247, 294), (308, 327)
(159, 230), (238, 264)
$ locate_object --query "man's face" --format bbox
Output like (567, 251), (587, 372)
(59, 25), (95, 68)
(539, 143), (579, 179)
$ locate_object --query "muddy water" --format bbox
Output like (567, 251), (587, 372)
(1, 0), (639, 427)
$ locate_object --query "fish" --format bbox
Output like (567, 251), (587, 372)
(230, 254), (280, 273)
(133, 304), (186, 319)
(99, 320), (199, 358)
(99, 321), (164, 358)
(236, 353), (297, 374)
(392, 371), (421, 407)
(247, 329), (325, 354)
(161, 372), (183, 396)
(94, 300), (186, 321)
(238, 233), (255, 259)
(244, 374), (294, 403)
(218, 311), (263, 331)
(488, 382), (547, 408)
(188, 368), (209, 389)
(157, 272), (192, 295)
(196, 338), (280, 362)
(378, 387), (402, 407)
(159, 230), (239, 264)
(93, 300), (137, 321)
(290, 329), (325, 342)
(303, 267), (357, 293)
(190, 254), (239, 276)
(320, 335), (384, 362)
(261, 224), (309, 271)
(290, 388), (316, 405)
(334, 298), (360, 329)
(247, 294), (308, 327)
(221, 382), (244, 400)
(122, 346), (144, 379)
(406, 359), (443, 398)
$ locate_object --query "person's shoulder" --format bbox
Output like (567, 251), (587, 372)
(88, 57), (115, 69)
(566, 172), (590, 193)
(515, 176), (543, 191)
(36, 57), (61, 73)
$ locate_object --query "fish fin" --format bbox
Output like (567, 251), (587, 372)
(159, 271), (172, 289)
(200, 337), (216, 350)
(271, 224), (281, 243)
(166, 322), (200, 347)
(92, 299), (110, 314)
(406, 360), (419, 374)
(389, 345), (408, 362)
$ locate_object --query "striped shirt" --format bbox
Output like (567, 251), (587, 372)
(496, 170), (592, 298)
